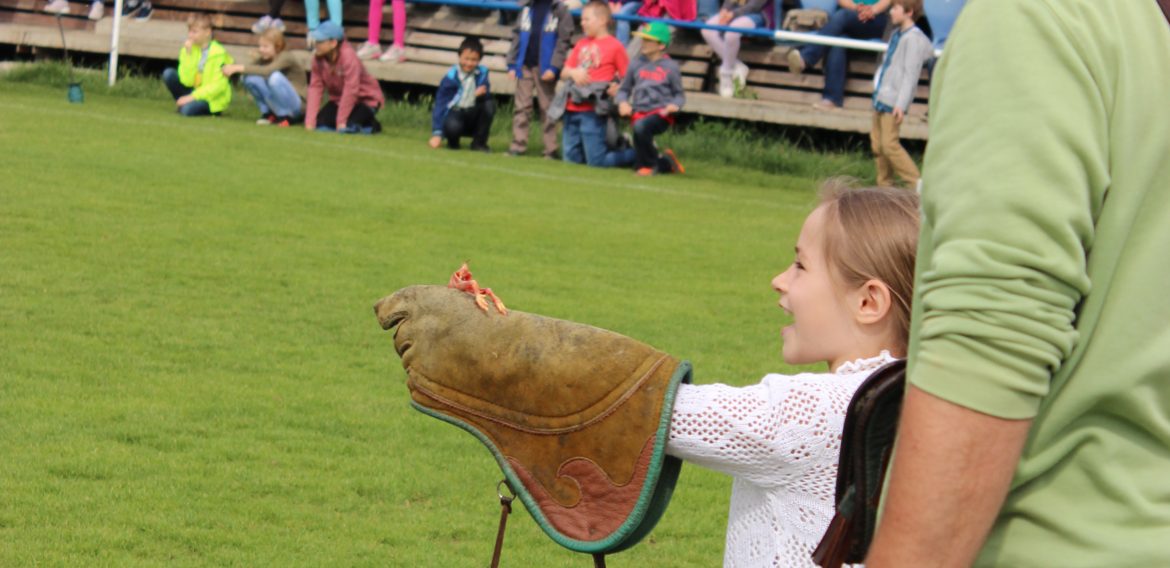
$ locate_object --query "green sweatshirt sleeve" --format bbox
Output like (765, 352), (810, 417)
(907, 0), (1109, 419)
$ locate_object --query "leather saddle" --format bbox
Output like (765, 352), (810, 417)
(812, 359), (906, 567)
(374, 285), (691, 557)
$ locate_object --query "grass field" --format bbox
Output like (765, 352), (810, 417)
(1, 77), (830, 566)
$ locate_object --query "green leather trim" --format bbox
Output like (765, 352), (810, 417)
(410, 360), (693, 554)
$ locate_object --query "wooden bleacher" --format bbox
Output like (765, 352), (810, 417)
(0, 0), (929, 138)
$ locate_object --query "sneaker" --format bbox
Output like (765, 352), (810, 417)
(256, 117), (271, 125)
(133, 1), (151, 21)
(733, 61), (749, 84)
(269, 18), (285, 31)
(277, 119), (291, 127)
(87, 1), (104, 20)
(635, 167), (655, 176)
(663, 148), (685, 174)
(251, 15), (272, 34)
(43, 0), (70, 15)
(355, 42), (382, 60)
(718, 71), (734, 98)
(786, 49), (806, 74)
(120, 0), (139, 16)
(378, 45), (406, 63)
(812, 98), (841, 111)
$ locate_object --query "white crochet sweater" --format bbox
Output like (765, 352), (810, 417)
(665, 352), (896, 568)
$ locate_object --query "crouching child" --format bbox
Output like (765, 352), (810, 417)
(616, 22), (685, 176)
(221, 29), (307, 126)
(162, 13), (233, 117)
(429, 37), (496, 152)
(305, 22), (385, 134)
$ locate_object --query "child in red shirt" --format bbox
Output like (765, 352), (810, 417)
(561, 1), (634, 167)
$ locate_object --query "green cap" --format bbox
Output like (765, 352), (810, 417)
(633, 22), (671, 46)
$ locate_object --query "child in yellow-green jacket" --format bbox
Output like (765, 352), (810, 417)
(162, 13), (234, 116)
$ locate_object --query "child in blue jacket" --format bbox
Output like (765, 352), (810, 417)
(430, 37), (496, 151)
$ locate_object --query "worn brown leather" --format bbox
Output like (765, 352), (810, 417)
(374, 285), (689, 553)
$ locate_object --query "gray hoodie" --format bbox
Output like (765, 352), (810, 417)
(873, 25), (933, 112)
(615, 55), (685, 113)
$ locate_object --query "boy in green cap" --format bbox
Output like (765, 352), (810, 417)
(616, 21), (685, 176)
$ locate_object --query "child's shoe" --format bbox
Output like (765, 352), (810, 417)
(812, 98), (841, 111)
(378, 45), (406, 63)
(786, 48), (805, 74)
(718, 70), (734, 98)
(663, 148), (685, 174)
(87, 1), (104, 20)
(276, 118), (291, 127)
(251, 15), (272, 34)
(132, 1), (151, 21)
(120, 0), (140, 16)
(43, 0), (70, 15)
(356, 42), (382, 60)
(733, 61), (749, 85)
(635, 167), (655, 176)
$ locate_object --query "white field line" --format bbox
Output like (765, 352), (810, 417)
(0, 99), (802, 211)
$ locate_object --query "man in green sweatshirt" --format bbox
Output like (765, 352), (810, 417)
(867, 1), (1170, 566)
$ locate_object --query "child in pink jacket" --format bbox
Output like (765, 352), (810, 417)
(304, 22), (386, 134)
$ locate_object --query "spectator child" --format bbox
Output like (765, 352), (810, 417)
(869, 0), (931, 187)
(506, 0), (575, 158)
(787, 0), (890, 109)
(161, 14), (233, 118)
(666, 183), (919, 567)
(304, 22), (386, 134)
(701, 0), (767, 98)
(560, 1), (633, 168)
(222, 29), (308, 127)
(429, 38), (496, 152)
(616, 22), (685, 176)
(356, 0), (408, 63)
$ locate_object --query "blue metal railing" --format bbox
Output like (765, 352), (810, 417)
(403, 0), (902, 52)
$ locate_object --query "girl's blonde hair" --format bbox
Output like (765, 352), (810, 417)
(259, 28), (287, 53)
(818, 180), (920, 351)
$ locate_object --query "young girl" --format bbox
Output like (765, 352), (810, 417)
(222, 29), (307, 126)
(701, 0), (767, 97)
(304, 22), (386, 134)
(355, 0), (408, 63)
(560, 1), (633, 168)
(665, 183), (919, 567)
